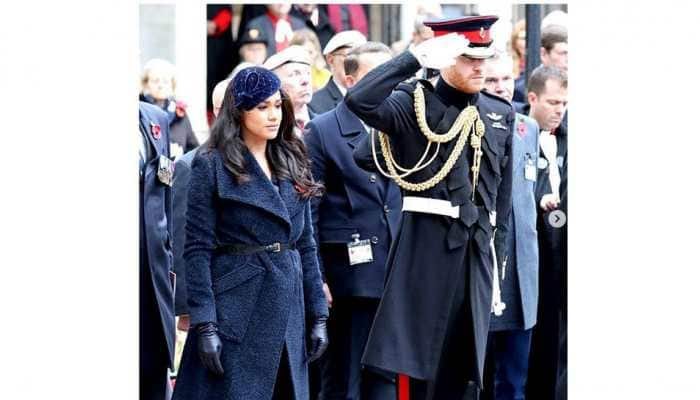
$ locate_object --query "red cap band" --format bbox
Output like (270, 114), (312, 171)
(432, 28), (491, 45)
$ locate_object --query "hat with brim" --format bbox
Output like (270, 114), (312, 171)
(239, 27), (268, 46)
(424, 15), (499, 59)
(322, 30), (367, 55)
(263, 45), (312, 71)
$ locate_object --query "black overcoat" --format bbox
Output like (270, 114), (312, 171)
(345, 51), (514, 386)
(139, 102), (176, 368)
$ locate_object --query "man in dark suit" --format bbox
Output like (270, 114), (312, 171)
(139, 101), (176, 399)
(305, 41), (400, 400)
(525, 65), (568, 400)
(308, 30), (366, 115)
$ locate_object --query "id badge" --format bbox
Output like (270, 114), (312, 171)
(525, 157), (537, 182)
(157, 155), (174, 186)
(347, 238), (374, 266)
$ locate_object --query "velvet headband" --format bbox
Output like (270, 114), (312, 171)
(232, 66), (281, 111)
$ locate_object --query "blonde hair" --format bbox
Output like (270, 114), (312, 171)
(140, 58), (177, 94)
(290, 29), (325, 69)
(510, 20), (526, 78)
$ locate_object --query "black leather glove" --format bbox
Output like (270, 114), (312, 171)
(196, 322), (224, 375)
(307, 316), (329, 362)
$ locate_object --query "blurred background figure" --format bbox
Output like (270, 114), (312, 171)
(539, 24), (568, 73)
(291, 4), (336, 49)
(139, 101), (176, 400)
(510, 19), (527, 80)
(308, 30), (367, 115)
(207, 5), (236, 124)
(237, 26), (269, 66)
(541, 10), (568, 31)
(513, 23), (568, 110)
(264, 45), (315, 135)
(326, 4), (368, 37)
(140, 58), (199, 159)
(291, 28), (332, 92)
(391, 14), (435, 54)
(244, 4), (306, 58)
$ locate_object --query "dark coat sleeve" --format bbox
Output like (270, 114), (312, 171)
(184, 154), (218, 326)
(494, 113), (515, 264)
(345, 50), (421, 137)
(172, 158), (192, 315)
(298, 201), (330, 320)
(303, 120), (327, 280)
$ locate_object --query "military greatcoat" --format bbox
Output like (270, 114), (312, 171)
(345, 51), (514, 387)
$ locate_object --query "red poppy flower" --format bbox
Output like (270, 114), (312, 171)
(517, 119), (526, 139)
(151, 122), (161, 139)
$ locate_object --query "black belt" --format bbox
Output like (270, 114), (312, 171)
(216, 242), (296, 255)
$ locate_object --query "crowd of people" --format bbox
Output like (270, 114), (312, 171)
(139, 4), (568, 400)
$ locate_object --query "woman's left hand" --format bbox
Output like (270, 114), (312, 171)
(307, 316), (329, 362)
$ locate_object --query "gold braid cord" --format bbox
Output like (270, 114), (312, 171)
(371, 85), (485, 193)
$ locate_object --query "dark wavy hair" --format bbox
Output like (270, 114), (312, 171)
(205, 82), (323, 198)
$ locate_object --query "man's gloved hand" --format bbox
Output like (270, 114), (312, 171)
(196, 322), (224, 375)
(409, 32), (471, 70)
(307, 316), (329, 362)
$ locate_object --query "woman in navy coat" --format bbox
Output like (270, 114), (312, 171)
(172, 67), (329, 400)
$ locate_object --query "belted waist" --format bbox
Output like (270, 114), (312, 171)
(216, 242), (296, 255)
(402, 196), (459, 218)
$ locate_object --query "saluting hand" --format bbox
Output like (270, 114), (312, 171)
(409, 32), (471, 70)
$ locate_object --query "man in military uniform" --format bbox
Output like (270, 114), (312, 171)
(346, 16), (514, 399)
(139, 101), (176, 399)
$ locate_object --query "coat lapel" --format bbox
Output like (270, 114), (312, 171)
(337, 102), (366, 148)
(213, 150), (292, 227)
(328, 79), (343, 103)
(336, 102), (388, 204)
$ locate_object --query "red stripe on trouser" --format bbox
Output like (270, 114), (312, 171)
(398, 374), (410, 400)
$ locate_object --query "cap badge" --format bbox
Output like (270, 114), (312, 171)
(479, 27), (486, 38)
(249, 29), (259, 39)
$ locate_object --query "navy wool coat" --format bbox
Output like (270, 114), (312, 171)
(172, 148), (329, 400)
(304, 102), (402, 299)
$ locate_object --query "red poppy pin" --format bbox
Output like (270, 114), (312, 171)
(517, 118), (527, 139)
(150, 122), (162, 140)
